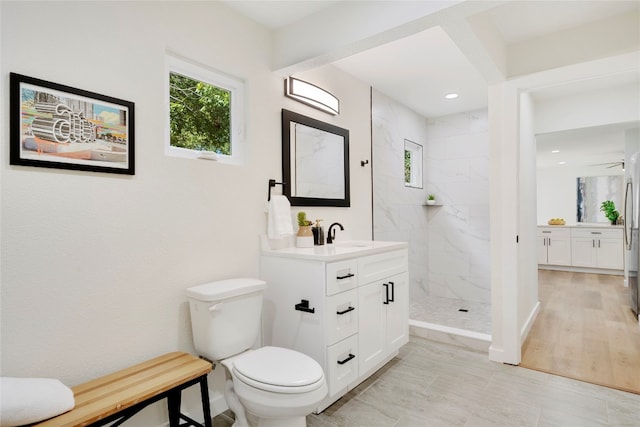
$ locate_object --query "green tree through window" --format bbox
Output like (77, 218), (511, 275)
(169, 72), (231, 155)
(404, 149), (411, 183)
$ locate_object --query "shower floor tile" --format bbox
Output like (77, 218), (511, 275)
(410, 295), (492, 335)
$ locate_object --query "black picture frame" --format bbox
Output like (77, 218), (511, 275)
(282, 109), (350, 207)
(10, 72), (135, 175)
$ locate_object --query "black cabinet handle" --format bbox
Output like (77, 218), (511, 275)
(389, 281), (395, 302)
(295, 299), (315, 314)
(336, 306), (355, 315)
(337, 353), (356, 365)
(383, 283), (389, 304)
(336, 273), (355, 280)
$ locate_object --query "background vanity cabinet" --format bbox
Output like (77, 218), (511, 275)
(537, 227), (571, 266)
(260, 245), (408, 413)
(571, 227), (624, 270)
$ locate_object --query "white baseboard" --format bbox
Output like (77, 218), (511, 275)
(210, 390), (229, 417)
(521, 301), (541, 342)
(488, 345), (505, 363)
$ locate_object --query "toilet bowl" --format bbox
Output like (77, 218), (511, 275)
(186, 278), (327, 427)
(221, 347), (327, 427)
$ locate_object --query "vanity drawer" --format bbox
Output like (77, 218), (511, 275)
(358, 249), (408, 285)
(326, 259), (358, 296)
(326, 288), (358, 345)
(537, 227), (570, 238)
(326, 334), (358, 397)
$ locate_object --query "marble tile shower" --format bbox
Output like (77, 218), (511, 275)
(372, 88), (492, 334)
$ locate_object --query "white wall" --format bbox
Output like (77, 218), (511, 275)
(0, 2), (372, 423)
(537, 165), (624, 225)
(518, 92), (539, 342)
(535, 83), (639, 135)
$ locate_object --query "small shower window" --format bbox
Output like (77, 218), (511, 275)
(404, 139), (423, 188)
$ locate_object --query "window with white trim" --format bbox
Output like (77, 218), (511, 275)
(165, 54), (245, 164)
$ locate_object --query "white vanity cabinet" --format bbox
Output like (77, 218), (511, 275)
(571, 227), (624, 270)
(260, 242), (408, 413)
(357, 251), (408, 378)
(537, 227), (571, 266)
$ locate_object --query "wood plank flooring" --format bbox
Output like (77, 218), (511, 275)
(521, 270), (640, 394)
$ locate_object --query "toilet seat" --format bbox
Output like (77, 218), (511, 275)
(232, 347), (325, 394)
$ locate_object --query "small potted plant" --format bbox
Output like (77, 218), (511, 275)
(426, 194), (436, 205)
(296, 211), (314, 247)
(600, 200), (620, 225)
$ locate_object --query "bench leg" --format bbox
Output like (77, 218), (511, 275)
(166, 375), (212, 427)
(167, 390), (181, 427)
(199, 376), (213, 427)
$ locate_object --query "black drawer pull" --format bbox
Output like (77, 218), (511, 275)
(383, 283), (390, 304)
(389, 281), (395, 302)
(295, 299), (315, 314)
(336, 273), (355, 280)
(337, 353), (356, 365)
(336, 306), (355, 315)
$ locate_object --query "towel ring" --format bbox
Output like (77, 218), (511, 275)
(268, 179), (287, 201)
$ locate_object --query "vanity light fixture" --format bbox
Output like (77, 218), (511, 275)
(284, 77), (340, 115)
(444, 93), (459, 99)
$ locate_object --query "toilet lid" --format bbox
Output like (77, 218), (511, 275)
(233, 347), (324, 390)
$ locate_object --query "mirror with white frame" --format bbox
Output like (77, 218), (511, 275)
(282, 109), (350, 207)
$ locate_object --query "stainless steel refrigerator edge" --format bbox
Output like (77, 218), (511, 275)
(623, 152), (640, 320)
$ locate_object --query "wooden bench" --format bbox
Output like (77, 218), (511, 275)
(32, 352), (213, 427)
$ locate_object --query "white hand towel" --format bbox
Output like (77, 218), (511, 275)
(0, 377), (75, 427)
(267, 195), (294, 239)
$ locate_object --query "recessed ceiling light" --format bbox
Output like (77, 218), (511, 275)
(444, 93), (459, 99)
(551, 150), (560, 153)
(558, 161), (566, 165)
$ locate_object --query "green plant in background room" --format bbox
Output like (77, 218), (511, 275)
(600, 200), (620, 225)
(428, 194), (435, 201)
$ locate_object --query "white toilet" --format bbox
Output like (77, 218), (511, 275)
(186, 278), (327, 427)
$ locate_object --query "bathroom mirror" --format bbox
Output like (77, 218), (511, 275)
(282, 109), (350, 207)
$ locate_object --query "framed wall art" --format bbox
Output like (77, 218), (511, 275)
(10, 72), (135, 175)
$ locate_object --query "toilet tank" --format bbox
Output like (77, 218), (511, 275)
(186, 278), (267, 361)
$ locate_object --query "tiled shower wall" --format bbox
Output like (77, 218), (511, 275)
(372, 89), (429, 302)
(372, 88), (491, 330)
(425, 110), (491, 305)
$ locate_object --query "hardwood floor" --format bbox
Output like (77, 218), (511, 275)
(521, 269), (640, 394)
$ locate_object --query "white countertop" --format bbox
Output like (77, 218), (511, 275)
(538, 223), (623, 229)
(261, 240), (408, 261)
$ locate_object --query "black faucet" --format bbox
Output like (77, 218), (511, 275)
(327, 222), (344, 244)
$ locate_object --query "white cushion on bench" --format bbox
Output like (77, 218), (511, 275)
(0, 377), (74, 427)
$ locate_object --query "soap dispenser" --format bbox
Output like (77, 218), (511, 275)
(312, 219), (325, 246)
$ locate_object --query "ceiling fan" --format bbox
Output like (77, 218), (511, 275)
(589, 160), (625, 169)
